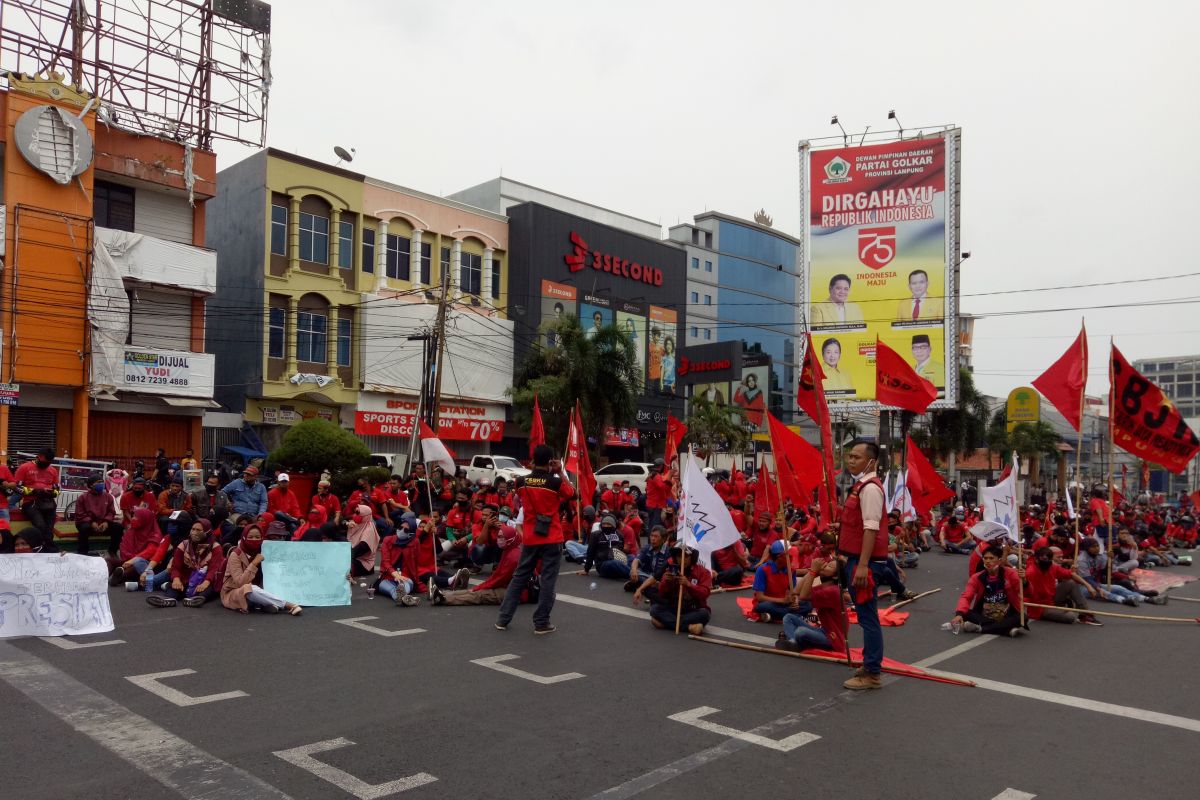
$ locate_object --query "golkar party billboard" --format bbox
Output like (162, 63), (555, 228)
(801, 131), (961, 409)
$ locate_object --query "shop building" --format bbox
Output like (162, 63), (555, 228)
(0, 73), (217, 463)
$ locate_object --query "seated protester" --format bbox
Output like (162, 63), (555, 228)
(192, 472), (234, 542)
(711, 538), (752, 587)
(577, 514), (629, 581)
(407, 514), (469, 596)
(1140, 525), (1181, 566)
(793, 507), (818, 539)
(109, 507), (169, 589)
(620, 501), (643, 548)
(1032, 526), (1080, 565)
(148, 519), (225, 608)
(648, 546), (712, 635)
(1113, 530), (1141, 574)
(628, 525), (671, 594)
(776, 555), (848, 653)
(746, 511), (782, 565)
(432, 524), (526, 605)
(726, 500), (746, 541)
(345, 475), (375, 520)
(564, 505), (599, 562)
(948, 544), (1026, 637)
(267, 473), (302, 534)
(10, 529), (41, 553)
(752, 540), (807, 622)
(1168, 516), (1196, 548)
(346, 504), (381, 578)
(120, 475), (156, 526)
(938, 514), (973, 554)
(74, 476), (124, 557)
(439, 489), (476, 566)
(293, 506), (338, 542)
(310, 479), (342, 525)
(912, 515), (935, 551)
(376, 474), (412, 529)
(1077, 537), (1166, 606)
(156, 475), (193, 543)
(1022, 545), (1100, 625)
(220, 524), (302, 615)
(375, 516), (422, 606)
(469, 504), (506, 571)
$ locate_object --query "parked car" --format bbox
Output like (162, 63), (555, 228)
(370, 453), (409, 475)
(593, 462), (655, 493)
(465, 455), (531, 486)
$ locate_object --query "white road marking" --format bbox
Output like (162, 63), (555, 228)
(273, 737), (436, 799)
(470, 653), (584, 684)
(553, 591), (777, 646)
(125, 669), (248, 707)
(39, 636), (126, 649)
(992, 790), (1036, 800)
(0, 642), (292, 799)
(667, 706), (820, 752)
(333, 616), (426, 638)
(911, 633), (994, 667)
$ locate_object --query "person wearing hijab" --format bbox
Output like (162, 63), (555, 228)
(292, 505), (330, 541)
(148, 519), (226, 608)
(109, 507), (169, 589)
(346, 504), (380, 577)
(12, 530), (41, 553)
(375, 513), (422, 606)
(431, 524), (525, 605)
(220, 524), (302, 615)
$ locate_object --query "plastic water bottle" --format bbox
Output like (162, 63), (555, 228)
(589, 581), (597, 591)
(143, 568), (154, 592)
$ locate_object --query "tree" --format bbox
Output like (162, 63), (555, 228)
(1008, 421), (1061, 486)
(923, 368), (991, 458)
(985, 408), (1009, 471)
(510, 314), (641, 452)
(683, 398), (752, 463)
(269, 418), (371, 475)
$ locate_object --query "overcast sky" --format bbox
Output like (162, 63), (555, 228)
(215, 0), (1200, 400)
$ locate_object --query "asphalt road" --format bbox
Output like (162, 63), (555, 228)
(2, 548), (1199, 800)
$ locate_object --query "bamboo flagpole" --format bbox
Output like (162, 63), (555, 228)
(1023, 603), (1200, 624)
(1107, 339), (1116, 586)
(1072, 319), (1087, 561)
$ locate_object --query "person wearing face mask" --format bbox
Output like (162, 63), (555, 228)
(120, 476), (155, 527)
(578, 513), (629, 580)
(949, 545), (1026, 637)
(268, 473), (303, 534)
(190, 473), (233, 541)
(311, 479), (342, 525)
(15, 447), (61, 551)
(1022, 545), (1099, 625)
(156, 475), (194, 543)
(346, 504), (381, 577)
(74, 477), (124, 557)
(835, 440), (888, 690)
(147, 519), (226, 608)
(440, 490), (476, 567)
(220, 524), (302, 615)
(108, 507), (169, 588)
(432, 524), (526, 606)
(374, 512), (427, 606)
(222, 466), (268, 519)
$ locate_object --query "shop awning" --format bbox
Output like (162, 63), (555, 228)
(162, 397), (221, 408)
(222, 445), (268, 460)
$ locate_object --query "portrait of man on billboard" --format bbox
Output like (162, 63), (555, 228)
(896, 269), (942, 322)
(911, 333), (944, 385)
(811, 273), (865, 327)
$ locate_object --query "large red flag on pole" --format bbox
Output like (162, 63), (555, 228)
(1110, 344), (1200, 474)
(564, 406), (582, 475)
(574, 400), (596, 506)
(1032, 323), (1088, 432)
(904, 436), (955, 515)
(753, 458), (779, 518)
(875, 338), (938, 413)
(664, 413), (688, 465)
(528, 394), (546, 461)
(796, 333), (840, 519)
(766, 411), (828, 519)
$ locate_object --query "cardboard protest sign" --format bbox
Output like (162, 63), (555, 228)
(0, 554), (114, 638)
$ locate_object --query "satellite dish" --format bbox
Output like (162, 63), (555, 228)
(333, 145), (355, 165)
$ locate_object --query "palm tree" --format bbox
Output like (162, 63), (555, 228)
(985, 408), (1009, 472)
(1008, 421), (1061, 486)
(924, 368), (991, 459)
(683, 398), (752, 464)
(511, 314), (641, 452)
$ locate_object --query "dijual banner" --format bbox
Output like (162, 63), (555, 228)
(0, 554), (114, 638)
(805, 135), (957, 407)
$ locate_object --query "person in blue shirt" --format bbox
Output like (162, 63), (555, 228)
(630, 526), (672, 605)
(752, 540), (809, 621)
(222, 466), (268, 519)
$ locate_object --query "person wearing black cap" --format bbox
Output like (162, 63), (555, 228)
(910, 334), (943, 384)
(648, 545), (711, 634)
(14, 447), (60, 550)
(495, 444), (574, 634)
(578, 513), (629, 580)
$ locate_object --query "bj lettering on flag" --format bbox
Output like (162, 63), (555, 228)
(1109, 345), (1200, 474)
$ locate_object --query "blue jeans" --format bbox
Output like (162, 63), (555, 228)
(497, 543), (562, 628)
(564, 540), (587, 561)
(130, 557), (169, 590)
(845, 556), (883, 675)
(378, 578), (414, 599)
(470, 543), (500, 567)
(597, 559), (631, 580)
(753, 600), (810, 620)
(942, 541), (973, 554)
(783, 613), (832, 650)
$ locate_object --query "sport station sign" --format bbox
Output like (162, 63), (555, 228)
(354, 396), (504, 442)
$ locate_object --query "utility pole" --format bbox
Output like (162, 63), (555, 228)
(430, 259), (453, 431)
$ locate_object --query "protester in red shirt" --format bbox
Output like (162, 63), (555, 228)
(495, 445), (574, 634)
(711, 539), (751, 587)
(950, 545), (1026, 637)
(310, 479), (342, 525)
(267, 473), (302, 533)
(433, 524), (526, 605)
(120, 476), (156, 524)
(1022, 545), (1099, 624)
(648, 545), (712, 634)
(15, 447), (60, 550)
(776, 556), (848, 653)
(644, 459), (671, 528)
(747, 511), (781, 563)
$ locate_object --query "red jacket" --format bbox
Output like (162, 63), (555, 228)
(1023, 561), (1074, 620)
(659, 561), (713, 610)
(168, 544), (226, 591)
(268, 487), (301, 517)
(956, 566), (1023, 616)
(515, 469), (575, 545)
(74, 491), (118, 526)
(645, 473), (670, 510)
(476, 544), (521, 591)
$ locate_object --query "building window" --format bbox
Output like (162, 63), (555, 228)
(269, 204), (287, 256)
(337, 317), (352, 367)
(338, 221), (354, 269)
(703, 328), (712, 341)
(386, 234), (410, 280)
(440, 247), (451, 285)
(460, 251), (482, 296)
(690, 291), (699, 303)
(691, 229), (699, 245)
(690, 326), (699, 338)
(691, 257), (699, 270)
(419, 242), (432, 285)
(298, 212), (329, 264)
(268, 307), (285, 359)
(95, 181), (135, 231)
(491, 259), (501, 300)
(704, 232), (712, 248)
(362, 228), (375, 273)
(705, 260), (713, 273)
(296, 311), (327, 363)
(703, 294), (712, 305)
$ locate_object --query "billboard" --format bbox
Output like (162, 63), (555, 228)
(1006, 387), (1041, 432)
(801, 131), (960, 409)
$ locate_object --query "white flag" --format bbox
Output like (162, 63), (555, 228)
(1064, 486), (1076, 520)
(979, 453), (1020, 542)
(885, 469), (916, 522)
(419, 421), (456, 476)
(677, 452), (741, 568)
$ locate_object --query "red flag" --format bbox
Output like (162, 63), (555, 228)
(528, 394), (546, 461)
(766, 412), (827, 519)
(1032, 324), (1088, 432)
(564, 407), (582, 474)
(796, 333), (840, 517)
(574, 400), (596, 505)
(904, 436), (954, 515)
(753, 460), (779, 518)
(1190, 490), (1200, 513)
(664, 413), (688, 465)
(875, 338), (938, 413)
(1110, 344), (1200, 474)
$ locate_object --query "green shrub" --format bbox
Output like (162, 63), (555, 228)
(268, 419), (371, 476)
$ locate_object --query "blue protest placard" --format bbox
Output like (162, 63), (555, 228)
(261, 541), (351, 607)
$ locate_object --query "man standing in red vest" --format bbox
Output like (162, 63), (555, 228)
(837, 441), (887, 690)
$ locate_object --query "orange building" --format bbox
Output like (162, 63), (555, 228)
(0, 73), (217, 465)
